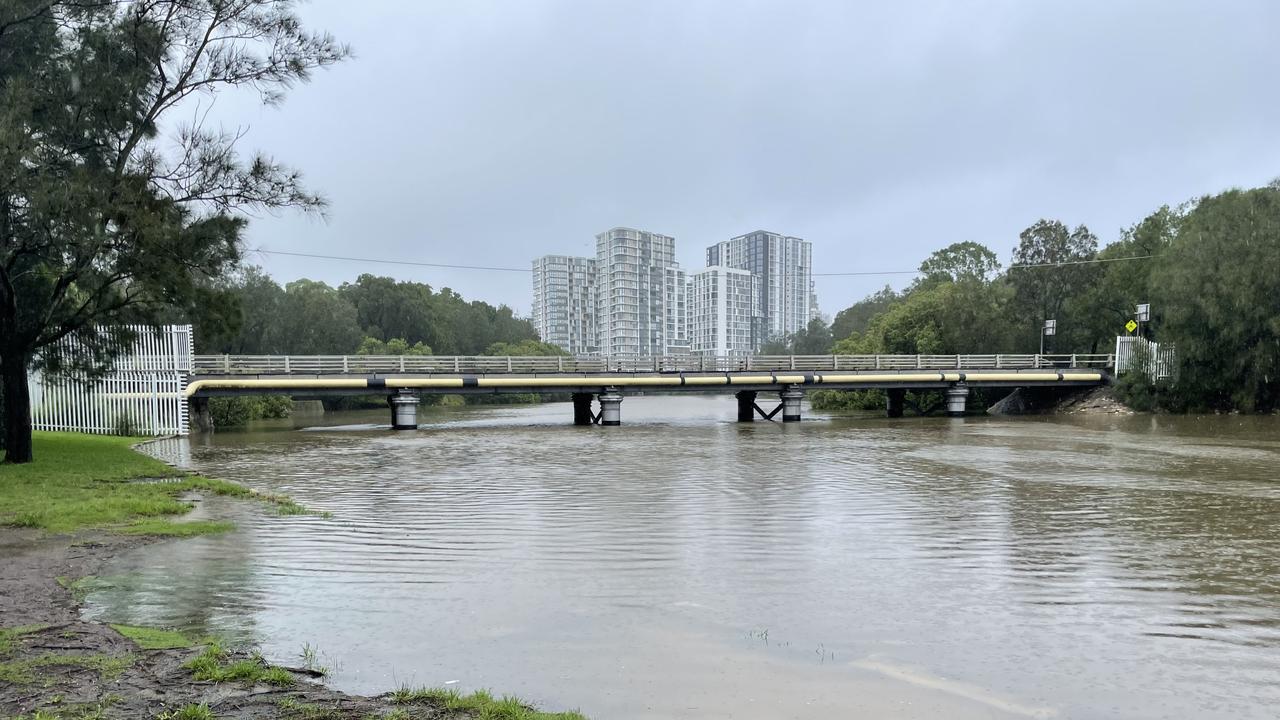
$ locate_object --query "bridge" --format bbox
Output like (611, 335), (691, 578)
(186, 353), (1112, 430)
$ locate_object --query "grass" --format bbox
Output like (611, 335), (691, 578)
(118, 519), (237, 537)
(157, 704), (215, 720)
(184, 642), (295, 686)
(0, 624), (49, 655)
(0, 432), (326, 533)
(110, 624), (196, 650)
(15, 695), (122, 720)
(390, 687), (588, 720)
(0, 652), (134, 684)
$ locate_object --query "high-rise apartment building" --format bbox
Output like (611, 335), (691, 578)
(595, 227), (687, 356)
(688, 266), (760, 356)
(531, 255), (598, 355)
(706, 231), (813, 344)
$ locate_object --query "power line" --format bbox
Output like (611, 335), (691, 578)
(254, 249), (529, 273)
(255, 248), (1156, 278)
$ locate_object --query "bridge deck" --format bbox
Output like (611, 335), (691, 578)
(186, 368), (1107, 397)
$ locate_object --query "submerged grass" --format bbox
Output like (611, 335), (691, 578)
(109, 624), (196, 650)
(0, 432), (326, 533)
(390, 687), (588, 720)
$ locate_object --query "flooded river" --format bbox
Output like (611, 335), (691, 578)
(86, 396), (1280, 718)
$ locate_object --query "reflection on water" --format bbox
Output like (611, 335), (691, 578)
(87, 397), (1280, 719)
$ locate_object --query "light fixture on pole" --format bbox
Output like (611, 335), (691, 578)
(1041, 318), (1056, 355)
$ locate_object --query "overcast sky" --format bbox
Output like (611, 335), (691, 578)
(214, 0), (1280, 316)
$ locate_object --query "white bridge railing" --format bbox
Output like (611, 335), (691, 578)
(193, 353), (1116, 375)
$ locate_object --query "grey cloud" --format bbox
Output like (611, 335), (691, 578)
(207, 0), (1280, 316)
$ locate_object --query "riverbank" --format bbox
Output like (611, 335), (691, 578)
(0, 434), (586, 720)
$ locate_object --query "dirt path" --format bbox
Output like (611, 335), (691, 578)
(0, 527), (431, 719)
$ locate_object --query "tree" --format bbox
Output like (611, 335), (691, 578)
(758, 318), (833, 355)
(1151, 183), (1280, 412)
(1076, 207), (1178, 351)
(1007, 220), (1100, 351)
(483, 340), (568, 356)
(339, 274), (439, 348)
(831, 286), (900, 341)
(916, 241), (1000, 285)
(0, 1), (346, 462)
(357, 337), (432, 356)
(274, 280), (362, 354)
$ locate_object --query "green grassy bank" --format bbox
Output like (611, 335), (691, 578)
(0, 432), (314, 535)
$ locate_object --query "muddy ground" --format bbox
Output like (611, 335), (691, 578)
(0, 527), (441, 719)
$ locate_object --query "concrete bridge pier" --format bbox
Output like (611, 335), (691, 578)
(189, 397), (214, 433)
(572, 393), (594, 425)
(598, 388), (623, 426)
(945, 383), (970, 417)
(736, 391), (758, 422)
(390, 392), (420, 430)
(780, 385), (804, 422)
(886, 388), (905, 418)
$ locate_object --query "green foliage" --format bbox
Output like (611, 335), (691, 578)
(0, 432), (315, 532)
(917, 241), (1001, 285)
(484, 340), (568, 356)
(277, 280), (366, 355)
(1151, 184), (1280, 412)
(208, 395), (292, 428)
(157, 705), (215, 720)
(390, 686), (588, 720)
(118, 519), (236, 537)
(199, 271), (540, 357)
(184, 643), (295, 686)
(809, 389), (884, 412)
(831, 286), (900, 341)
(0, 652), (134, 684)
(0, 624), (48, 655)
(0, 2), (347, 462)
(110, 625), (194, 650)
(759, 318), (834, 355)
(357, 337), (433, 356)
(1074, 207), (1178, 352)
(1007, 220), (1101, 350)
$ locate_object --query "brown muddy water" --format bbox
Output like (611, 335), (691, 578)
(84, 396), (1280, 719)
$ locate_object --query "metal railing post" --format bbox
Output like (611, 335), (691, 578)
(223, 354), (230, 373)
(454, 357), (461, 373)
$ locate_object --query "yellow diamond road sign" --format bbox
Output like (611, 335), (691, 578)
(1125, 320), (1138, 333)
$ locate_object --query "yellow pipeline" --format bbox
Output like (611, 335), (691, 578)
(477, 376), (681, 388)
(384, 378), (466, 389)
(184, 378), (368, 397)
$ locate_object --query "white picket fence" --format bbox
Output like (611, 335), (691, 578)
(1114, 336), (1175, 379)
(29, 325), (194, 436)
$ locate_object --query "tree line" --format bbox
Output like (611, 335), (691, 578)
(785, 181), (1279, 414)
(196, 269), (542, 357)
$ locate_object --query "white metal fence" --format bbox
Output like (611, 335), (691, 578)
(193, 352), (1117, 375)
(1114, 336), (1175, 379)
(29, 325), (194, 436)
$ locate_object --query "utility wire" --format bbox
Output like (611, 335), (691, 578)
(255, 248), (1155, 278)
(255, 249), (529, 273)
